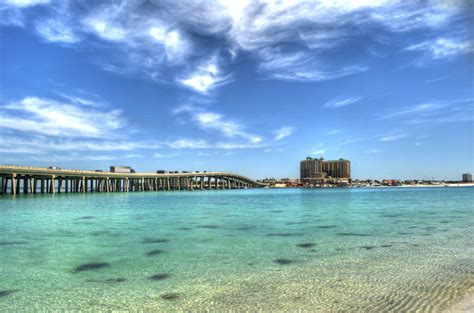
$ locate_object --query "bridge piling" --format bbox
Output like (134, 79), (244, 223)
(0, 165), (265, 196)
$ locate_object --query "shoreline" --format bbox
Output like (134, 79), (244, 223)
(289, 183), (474, 189)
(398, 183), (474, 188)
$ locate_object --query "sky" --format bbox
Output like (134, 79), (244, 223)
(0, 0), (473, 180)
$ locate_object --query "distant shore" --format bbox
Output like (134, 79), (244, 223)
(289, 183), (474, 189)
(398, 183), (474, 188)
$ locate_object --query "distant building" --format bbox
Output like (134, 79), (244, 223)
(300, 157), (351, 181)
(281, 178), (300, 183)
(462, 173), (473, 182)
(110, 166), (134, 173)
(322, 158), (351, 179)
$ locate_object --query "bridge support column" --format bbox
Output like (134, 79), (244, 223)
(23, 176), (28, 194)
(51, 175), (55, 194)
(58, 177), (62, 193)
(11, 174), (16, 195)
(15, 175), (20, 195)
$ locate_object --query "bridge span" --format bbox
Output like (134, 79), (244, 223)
(0, 165), (265, 195)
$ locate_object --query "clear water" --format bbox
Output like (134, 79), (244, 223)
(0, 187), (473, 311)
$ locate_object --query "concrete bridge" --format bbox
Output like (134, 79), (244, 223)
(0, 165), (266, 195)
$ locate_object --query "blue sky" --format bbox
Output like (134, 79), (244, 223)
(0, 0), (473, 180)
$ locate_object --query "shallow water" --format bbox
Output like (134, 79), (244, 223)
(0, 187), (473, 310)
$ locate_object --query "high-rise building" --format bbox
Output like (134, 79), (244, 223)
(462, 173), (472, 182)
(300, 157), (351, 180)
(300, 157), (323, 179)
(322, 159), (351, 179)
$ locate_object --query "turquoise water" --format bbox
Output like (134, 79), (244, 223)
(0, 187), (473, 311)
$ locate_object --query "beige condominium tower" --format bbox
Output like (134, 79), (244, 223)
(300, 157), (351, 182)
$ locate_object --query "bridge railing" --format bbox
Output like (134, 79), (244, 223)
(0, 164), (265, 186)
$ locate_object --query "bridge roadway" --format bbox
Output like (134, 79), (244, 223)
(0, 165), (265, 195)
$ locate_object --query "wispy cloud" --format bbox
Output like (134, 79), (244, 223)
(324, 96), (363, 108)
(3, 0), (465, 92)
(56, 92), (104, 108)
(406, 37), (473, 59)
(273, 127), (295, 141)
(3, 0), (49, 8)
(380, 102), (442, 120)
(0, 136), (142, 153)
(424, 76), (449, 83)
(178, 57), (232, 94)
(380, 132), (408, 142)
(258, 48), (368, 81)
(0, 97), (124, 138)
(164, 138), (265, 150)
(380, 98), (474, 124)
(327, 129), (341, 135)
(174, 105), (262, 144)
(312, 149), (326, 155)
(367, 148), (383, 154)
(35, 17), (80, 43)
(271, 65), (368, 82)
(154, 152), (181, 159)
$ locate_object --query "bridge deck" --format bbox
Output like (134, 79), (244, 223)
(0, 165), (265, 195)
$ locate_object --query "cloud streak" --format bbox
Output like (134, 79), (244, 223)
(174, 105), (262, 144)
(324, 96), (363, 108)
(273, 127), (295, 141)
(406, 37), (473, 59)
(0, 97), (124, 138)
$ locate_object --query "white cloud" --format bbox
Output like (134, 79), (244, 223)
(258, 48), (368, 81)
(273, 127), (295, 141)
(380, 102), (441, 119)
(178, 57), (232, 94)
(312, 149), (326, 155)
(380, 98), (474, 124)
(167, 138), (209, 149)
(174, 105), (262, 144)
(424, 76), (448, 83)
(35, 17), (80, 43)
(0, 97), (124, 138)
(154, 152), (180, 159)
(0, 136), (142, 153)
(165, 138), (264, 150)
(3, 0), (49, 8)
(380, 132), (408, 142)
(367, 148), (382, 153)
(328, 129), (341, 135)
(272, 65), (368, 82)
(2, 0), (468, 91)
(370, 3), (459, 32)
(149, 27), (188, 62)
(324, 96), (363, 108)
(406, 37), (473, 59)
(84, 18), (126, 42)
(56, 93), (103, 108)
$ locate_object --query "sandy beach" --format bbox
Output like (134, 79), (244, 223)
(447, 294), (474, 312)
